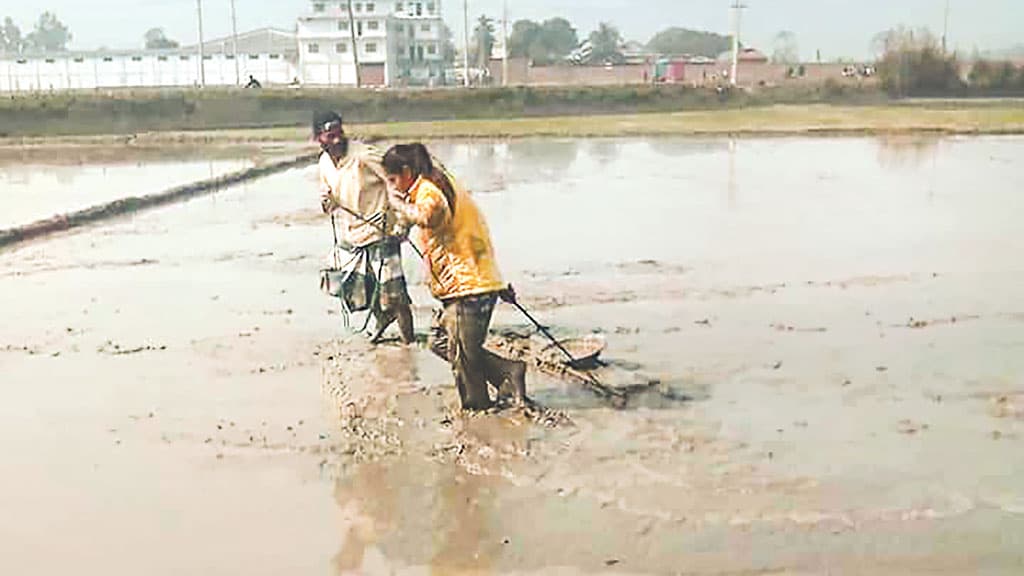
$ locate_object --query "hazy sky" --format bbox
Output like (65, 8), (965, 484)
(2, 0), (1021, 59)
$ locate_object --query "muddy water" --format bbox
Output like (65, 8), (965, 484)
(1, 136), (1022, 575)
(0, 156), (254, 228)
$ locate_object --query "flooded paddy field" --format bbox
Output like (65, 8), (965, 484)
(0, 136), (1022, 575)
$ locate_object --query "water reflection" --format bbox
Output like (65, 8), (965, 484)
(585, 139), (622, 165)
(876, 136), (941, 170)
(645, 137), (730, 159)
(430, 139), (583, 195)
(332, 462), (398, 574)
(0, 158), (253, 229)
(430, 470), (496, 574)
(727, 138), (738, 210)
(505, 139), (580, 179)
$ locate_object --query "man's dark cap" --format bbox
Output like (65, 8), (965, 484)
(312, 110), (343, 136)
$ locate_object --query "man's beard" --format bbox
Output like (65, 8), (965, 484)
(323, 137), (349, 161)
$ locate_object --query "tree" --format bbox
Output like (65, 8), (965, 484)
(508, 19), (540, 58)
(588, 22), (623, 64)
(969, 59), (1022, 93)
(1, 16), (23, 53)
(646, 27), (731, 58)
(508, 17), (579, 65)
(771, 30), (799, 64)
(874, 27), (963, 97)
(538, 18), (578, 61)
(144, 27), (179, 50)
(24, 11), (71, 52)
(473, 15), (495, 68)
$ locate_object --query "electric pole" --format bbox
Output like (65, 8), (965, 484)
(462, 0), (471, 87)
(230, 0), (240, 85)
(196, 0), (206, 87)
(730, 0), (747, 87)
(347, 0), (361, 87)
(942, 0), (951, 54)
(501, 0), (509, 86)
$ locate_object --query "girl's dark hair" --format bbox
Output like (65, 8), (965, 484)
(383, 143), (457, 211)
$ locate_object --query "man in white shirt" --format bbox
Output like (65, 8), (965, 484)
(314, 110), (414, 344)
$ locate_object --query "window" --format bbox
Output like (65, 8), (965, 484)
(409, 46), (415, 59)
(308, 43), (320, 53)
(427, 44), (436, 55)
(337, 19), (348, 30)
(417, 45), (423, 60)
(365, 42), (377, 53)
(357, 21), (363, 36)
(355, 2), (362, 11)
(415, 2), (422, 15)
(366, 2), (375, 12)
(203, 55), (213, 60)
(427, 2), (435, 12)
(180, 55), (190, 61)
(74, 57), (85, 63)
(396, 2), (403, 11)
(269, 53), (281, 59)
(103, 57), (114, 62)
(45, 58), (56, 63)
(336, 42), (348, 53)
(157, 55), (167, 61)
(395, 24), (404, 32)
(313, 2), (325, 12)
(226, 54), (236, 59)
(249, 54), (260, 60)
(367, 20), (379, 30)
(420, 23), (431, 32)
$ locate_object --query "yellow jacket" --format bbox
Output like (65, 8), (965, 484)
(407, 176), (504, 300)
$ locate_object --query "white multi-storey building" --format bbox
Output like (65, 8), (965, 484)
(297, 0), (445, 87)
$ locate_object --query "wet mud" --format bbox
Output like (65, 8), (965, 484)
(1, 136), (1023, 575)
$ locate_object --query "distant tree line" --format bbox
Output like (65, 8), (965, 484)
(0, 13), (188, 54)
(874, 27), (1024, 97)
(497, 16), (736, 65)
(1, 12), (72, 53)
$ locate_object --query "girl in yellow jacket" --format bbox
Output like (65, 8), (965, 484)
(382, 143), (527, 411)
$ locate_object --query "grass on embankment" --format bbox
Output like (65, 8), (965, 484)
(5, 103), (1024, 151)
(356, 104), (1024, 138)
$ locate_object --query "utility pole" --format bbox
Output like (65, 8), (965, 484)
(730, 0), (747, 87)
(196, 0), (206, 87)
(942, 0), (951, 54)
(462, 0), (470, 87)
(346, 0), (361, 87)
(230, 0), (240, 85)
(501, 0), (509, 86)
